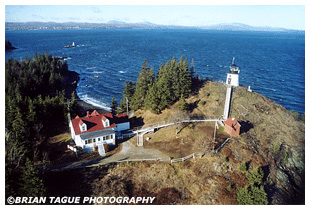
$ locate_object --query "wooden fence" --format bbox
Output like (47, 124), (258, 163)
(83, 158), (166, 169)
(170, 137), (232, 164)
(51, 138), (233, 171)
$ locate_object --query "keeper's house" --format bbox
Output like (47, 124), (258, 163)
(69, 110), (130, 151)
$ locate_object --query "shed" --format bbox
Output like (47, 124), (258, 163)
(224, 118), (241, 137)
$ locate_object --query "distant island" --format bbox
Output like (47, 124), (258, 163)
(5, 21), (302, 32)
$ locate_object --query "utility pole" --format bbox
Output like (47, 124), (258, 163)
(213, 121), (218, 151)
(213, 121), (217, 141)
(126, 97), (129, 116)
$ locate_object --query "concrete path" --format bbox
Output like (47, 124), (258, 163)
(45, 141), (170, 171)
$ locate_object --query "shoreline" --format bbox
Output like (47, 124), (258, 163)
(63, 69), (109, 116)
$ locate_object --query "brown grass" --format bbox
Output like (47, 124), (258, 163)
(44, 81), (305, 204)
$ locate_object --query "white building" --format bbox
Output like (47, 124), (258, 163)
(69, 110), (130, 152)
(226, 58), (240, 87)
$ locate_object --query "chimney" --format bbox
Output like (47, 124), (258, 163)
(87, 111), (90, 117)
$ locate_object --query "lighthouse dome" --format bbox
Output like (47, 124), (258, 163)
(229, 58), (240, 74)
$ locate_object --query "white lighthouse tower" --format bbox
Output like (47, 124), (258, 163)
(223, 58), (241, 120)
(226, 58), (240, 87)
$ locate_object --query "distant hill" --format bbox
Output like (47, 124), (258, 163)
(199, 22), (298, 32)
(5, 21), (302, 32)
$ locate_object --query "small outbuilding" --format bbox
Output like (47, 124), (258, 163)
(224, 118), (241, 137)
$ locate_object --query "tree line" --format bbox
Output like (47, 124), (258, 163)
(5, 52), (76, 197)
(115, 56), (200, 114)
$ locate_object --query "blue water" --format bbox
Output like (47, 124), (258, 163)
(5, 29), (305, 113)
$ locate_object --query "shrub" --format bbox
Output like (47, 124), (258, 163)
(240, 161), (247, 172)
(177, 94), (190, 111)
(246, 167), (264, 186)
(236, 185), (268, 205)
(198, 100), (206, 105)
(104, 144), (110, 153)
(272, 143), (280, 154)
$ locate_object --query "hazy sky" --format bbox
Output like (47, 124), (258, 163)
(5, 5), (305, 30)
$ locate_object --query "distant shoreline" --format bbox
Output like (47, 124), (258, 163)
(5, 21), (304, 32)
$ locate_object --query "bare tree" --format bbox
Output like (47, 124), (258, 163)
(168, 110), (191, 134)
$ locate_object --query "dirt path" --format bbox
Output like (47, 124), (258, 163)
(45, 141), (170, 171)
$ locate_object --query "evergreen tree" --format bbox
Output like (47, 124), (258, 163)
(246, 167), (264, 186)
(177, 94), (190, 112)
(117, 98), (127, 114)
(119, 81), (136, 114)
(236, 167), (268, 205)
(120, 56), (196, 114)
(131, 60), (154, 110)
(145, 83), (161, 114)
(111, 96), (118, 115)
(20, 158), (46, 197)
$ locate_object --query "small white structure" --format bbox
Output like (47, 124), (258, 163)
(69, 110), (130, 152)
(226, 58), (240, 87)
(247, 86), (252, 92)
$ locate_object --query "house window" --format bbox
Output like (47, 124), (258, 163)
(97, 138), (101, 142)
(81, 123), (87, 132)
(105, 120), (109, 127)
(86, 139), (94, 144)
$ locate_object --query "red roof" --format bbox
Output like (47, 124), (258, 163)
(224, 118), (240, 129)
(71, 110), (128, 135)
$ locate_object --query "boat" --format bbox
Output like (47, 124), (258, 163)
(64, 42), (75, 48)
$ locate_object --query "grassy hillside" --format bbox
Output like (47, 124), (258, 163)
(44, 81), (305, 204)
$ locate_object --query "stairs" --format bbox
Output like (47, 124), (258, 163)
(137, 135), (144, 146)
(97, 143), (105, 156)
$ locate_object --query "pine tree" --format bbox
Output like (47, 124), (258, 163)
(131, 60), (154, 110)
(111, 96), (118, 115)
(177, 94), (190, 112)
(145, 83), (160, 114)
(20, 158), (46, 197)
(120, 80), (135, 113)
(117, 98), (127, 114)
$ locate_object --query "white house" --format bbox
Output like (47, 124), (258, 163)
(69, 110), (130, 152)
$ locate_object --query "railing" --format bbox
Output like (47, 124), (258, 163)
(130, 115), (224, 133)
(170, 153), (200, 163)
(49, 137), (233, 171)
(170, 138), (232, 164)
(82, 158), (167, 169)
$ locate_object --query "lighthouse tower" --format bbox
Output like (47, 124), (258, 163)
(226, 58), (240, 87)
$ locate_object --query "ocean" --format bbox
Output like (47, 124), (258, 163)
(5, 29), (305, 113)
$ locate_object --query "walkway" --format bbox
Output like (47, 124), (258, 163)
(132, 116), (223, 135)
(45, 141), (170, 171)
(133, 116), (223, 146)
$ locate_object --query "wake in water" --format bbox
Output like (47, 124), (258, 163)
(78, 94), (112, 111)
(86, 67), (97, 69)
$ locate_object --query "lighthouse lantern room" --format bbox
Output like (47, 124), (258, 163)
(226, 58), (240, 87)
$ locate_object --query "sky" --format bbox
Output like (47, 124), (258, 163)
(4, 4), (306, 30)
